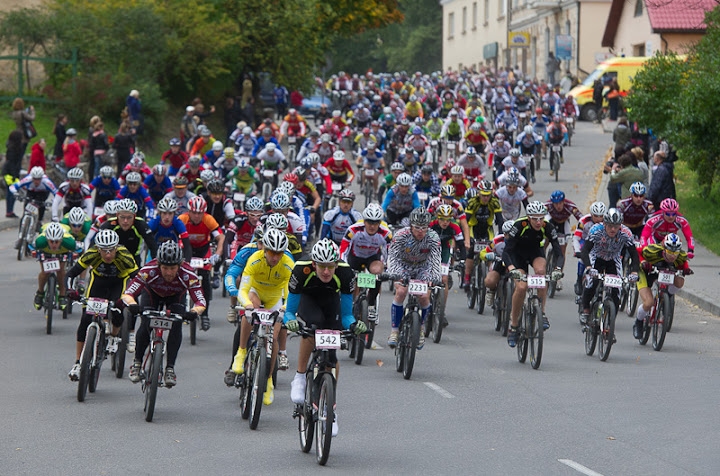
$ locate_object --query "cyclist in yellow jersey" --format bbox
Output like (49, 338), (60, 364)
(231, 228), (294, 405)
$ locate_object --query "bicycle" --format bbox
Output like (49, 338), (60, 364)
(466, 240), (489, 314)
(425, 281), (447, 344)
(522, 154), (536, 184)
(490, 259), (513, 336)
(362, 168), (378, 207)
(581, 272), (624, 361)
(259, 168), (278, 202)
(430, 140), (440, 173)
(393, 276), (433, 380)
(514, 274), (554, 369)
(545, 233), (566, 299)
(549, 143), (562, 181)
(445, 139), (459, 162)
(16, 194), (47, 261)
(287, 135), (299, 167)
(639, 267), (685, 351)
(35, 251), (71, 335)
(292, 325), (356, 466)
(138, 306), (186, 422)
(63, 242), (84, 320)
(73, 296), (122, 402)
(565, 116), (575, 146)
(187, 256), (210, 345)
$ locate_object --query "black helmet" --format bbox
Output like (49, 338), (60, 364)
(207, 179), (224, 194)
(409, 206), (431, 227)
(156, 241), (184, 266)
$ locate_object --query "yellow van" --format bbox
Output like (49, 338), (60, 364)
(569, 57), (649, 121)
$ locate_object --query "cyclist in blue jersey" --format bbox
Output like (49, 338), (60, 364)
(143, 164), (172, 203)
(146, 197), (192, 262)
(117, 172), (155, 218)
(88, 166), (120, 210)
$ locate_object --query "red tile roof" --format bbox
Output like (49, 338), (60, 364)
(646, 0), (716, 32)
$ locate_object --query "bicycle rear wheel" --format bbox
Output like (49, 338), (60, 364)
(476, 262), (486, 314)
(502, 279), (513, 336)
(528, 298), (543, 369)
(665, 294), (675, 332)
(517, 307), (529, 364)
(17, 218), (29, 261)
(640, 310), (652, 346)
(77, 326), (95, 402)
(432, 289), (446, 344)
(249, 346), (267, 430)
(598, 299), (616, 361)
(403, 312), (420, 380)
(45, 274), (56, 335)
(625, 283), (639, 317)
(546, 250), (557, 299)
(466, 267), (477, 309)
(315, 373), (335, 466)
(115, 315), (128, 378)
(494, 282), (504, 332)
(240, 351), (252, 420)
(652, 293), (670, 351)
(353, 330), (365, 365)
(144, 344), (163, 422)
(190, 318), (197, 345)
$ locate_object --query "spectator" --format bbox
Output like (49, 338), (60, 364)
(113, 122), (135, 176)
(603, 150), (621, 208)
(11, 97), (35, 157)
(606, 79), (621, 121)
(62, 128), (82, 169)
(224, 96), (242, 146)
(647, 151), (676, 210)
(274, 84), (289, 120)
(52, 114), (68, 162)
(192, 100), (215, 126)
(559, 71), (574, 95)
(89, 120), (110, 178)
(180, 106), (198, 148)
(630, 147), (649, 185)
(290, 90), (304, 109)
(592, 79), (604, 123)
(126, 89), (143, 135)
(545, 52), (561, 86)
(29, 139), (47, 170)
(241, 74), (253, 109)
(610, 154), (644, 199)
(3, 130), (24, 217)
(612, 117), (631, 159)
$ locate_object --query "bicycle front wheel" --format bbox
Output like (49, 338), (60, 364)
(546, 250), (557, 299)
(466, 267), (477, 309)
(115, 315), (128, 378)
(298, 372), (314, 452)
(598, 299), (616, 361)
(432, 289), (446, 344)
(249, 346), (267, 430)
(584, 302), (599, 356)
(17, 218), (29, 261)
(665, 294), (675, 332)
(476, 261), (487, 314)
(45, 274), (56, 335)
(403, 312), (420, 380)
(652, 293), (670, 351)
(494, 282), (504, 332)
(517, 307), (529, 364)
(625, 283), (639, 317)
(502, 278), (513, 336)
(77, 326), (95, 402)
(528, 298), (544, 369)
(144, 344), (163, 422)
(315, 373), (335, 466)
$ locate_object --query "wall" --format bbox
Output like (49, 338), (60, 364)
(442, 0), (508, 72)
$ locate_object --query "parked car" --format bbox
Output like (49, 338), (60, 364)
(300, 89), (332, 118)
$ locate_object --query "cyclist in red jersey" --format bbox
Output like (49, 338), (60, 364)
(640, 198), (694, 258)
(616, 182), (654, 237)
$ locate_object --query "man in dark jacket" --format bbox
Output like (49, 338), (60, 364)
(647, 151), (675, 210)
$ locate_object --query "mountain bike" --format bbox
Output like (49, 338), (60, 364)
(621, 240), (641, 318)
(425, 281), (447, 344)
(515, 274), (554, 369)
(394, 277), (434, 380)
(16, 194), (46, 261)
(286, 135), (299, 167)
(36, 251), (71, 335)
(362, 168), (378, 207)
(582, 272), (624, 361)
(293, 325), (356, 466)
(549, 143), (562, 181)
(466, 240), (489, 313)
(545, 233), (566, 299)
(186, 256), (210, 345)
(260, 168), (278, 202)
(639, 268), (685, 351)
(492, 263), (513, 336)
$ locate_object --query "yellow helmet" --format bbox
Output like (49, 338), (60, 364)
(436, 204), (454, 220)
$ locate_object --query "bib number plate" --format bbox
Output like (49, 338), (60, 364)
(408, 280), (428, 295)
(190, 257), (205, 269)
(417, 192), (428, 201)
(86, 298), (109, 316)
(604, 274), (623, 289)
(332, 183), (342, 191)
(288, 136), (296, 144)
(25, 203), (39, 215)
(448, 142), (456, 151)
(364, 169), (375, 177)
(150, 318), (173, 330)
(557, 236), (566, 245)
(527, 275), (546, 289)
(43, 259), (60, 273)
(474, 243), (483, 253)
(357, 272), (376, 288)
(315, 330), (341, 349)
(566, 117), (574, 124)
(233, 192), (245, 202)
(519, 112), (527, 118)
(658, 271), (674, 285)
(255, 309), (275, 326)
(552, 145), (561, 152)
(263, 170), (275, 178)
(441, 263), (449, 276)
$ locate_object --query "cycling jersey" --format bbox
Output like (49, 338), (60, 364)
(178, 213), (221, 249)
(495, 186), (528, 221)
(427, 197), (467, 221)
(640, 243), (689, 272)
(177, 165), (204, 184)
(544, 199), (583, 224)
(203, 194), (235, 225)
(52, 182), (93, 219)
(465, 195), (503, 231)
(235, 135), (257, 156)
(224, 243), (294, 297)
(124, 260), (206, 308)
(323, 158), (355, 182)
(257, 149), (286, 169)
(117, 185), (155, 214)
(88, 176), (120, 207)
(429, 220), (463, 264)
(411, 172), (441, 196)
(238, 249), (294, 309)
(160, 149), (188, 174)
(503, 216), (565, 270)
(339, 220), (393, 260)
(386, 227), (442, 283)
(70, 245), (137, 280)
(582, 223), (636, 271)
(99, 217), (157, 261)
(10, 175), (58, 195)
(226, 167), (258, 194)
(382, 186), (421, 215)
(143, 175), (172, 203)
(572, 214), (599, 254)
(162, 190), (197, 216)
(34, 233), (77, 255)
(59, 215), (92, 241)
(616, 197), (653, 230)
(458, 156), (487, 179)
(225, 214), (258, 258)
(516, 131), (540, 150)
(120, 164), (152, 184)
(640, 213), (694, 251)
(322, 207), (362, 244)
(546, 124), (567, 144)
(405, 135), (428, 153)
(147, 216), (189, 244)
(445, 178), (471, 200)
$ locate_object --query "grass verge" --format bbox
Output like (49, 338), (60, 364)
(674, 160), (720, 256)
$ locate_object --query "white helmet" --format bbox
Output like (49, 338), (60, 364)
(311, 239), (339, 263)
(45, 222), (65, 241)
(200, 169), (216, 182)
(242, 126), (252, 135)
(212, 140), (224, 151)
(390, 162), (405, 172)
(524, 125), (533, 135)
(450, 165), (464, 175)
(94, 229), (120, 249)
(67, 167), (84, 180)
(100, 166), (114, 178)
(103, 200), (119, 216)
(266, 212), (289, 231)
(270, 191), (290, 210)
(117, 198), (138, 214)
(363, 203), (384, 221)
(245, 196), (264, 212)
(262, 227), (289, 252)
(396, 173), (412, 186)
(265, 143), (277, 152)
(30, 166), (44, 179)
(502, 221), (514, 234)
(157, 197), (178, 213)
(526, 201), (547, 216)
(590, 201), (607, 217)
(67, 207), (86, 226)
(333, 150), (345, 161)
(125, 172), (142, 183)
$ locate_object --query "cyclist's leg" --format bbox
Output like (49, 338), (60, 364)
(367, 256), (384, 307)
(531, 255), (547, 310)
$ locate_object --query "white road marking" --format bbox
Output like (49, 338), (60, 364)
(371, 341), (383, 350)
(424, 382), (455, 398)
(558, 459), (604, 476)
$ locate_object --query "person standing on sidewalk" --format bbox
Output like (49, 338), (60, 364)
(3, 130), (24, 217)
(545, 52), (561, 86)
(647, 151), (676, 210)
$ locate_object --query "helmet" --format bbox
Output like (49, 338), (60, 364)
(333, 150), (345, 161)
(420, 165), (433, 175)
(412, 126), (422, 135)
(409, 206), (431, 227)
(660, 198), (679, 213)
(396, 173), (412, 187)
(157, 197), (178, 213)
(363, 203), (384, 221)
(367, 141), (376, 149)
(67, 167), (84, 180)
(550, 190), (565, 203)
(629, 182), (646, 196)
(495, 133), (505, 142)
(603, 208), (623, 225)
(132, 151), (145, 163)
(299, 156), (313, 169)
(663, 233), (682, 252)
(526, 201), (547, 216)
(245, 196), (264, 212)
(311, 239), (339, 263)
(409, 94), (417, 102)
(440, 184), (456, 197)
(431, 110), (439, 119)
(262, 227), (289, 252)
(188, 155), (201, 167)
(470, 123), (481, 132)
(173, 176), (189, 188)
(207, 179), (224, 194)
(279, 181), (295, 196)
(30, 166), (44, 179)
(265, 143), (277, 152)
(390, 162), (405, 172)
(223, 147), (235, 157)
(68, 207), (86, 225)
(266, 213), (288, 231)
(524, 125), (534, 135)
(169, 137), (181, 146)
(320, 133), (330, 143)
(288, 108), (297, 115)
(450, 165), (464, 175)
(309, 130), (320, 138)
(200, 169), (215, 182)
(502, 221), (514, 234)
(465, 187), (478, 200)
(100, 166), (114, 178)
(242, 127), (252, 135)
(157, 241), (184, 266)
(270, 191), (290, 210)
(307, 152), (321, 164)
(332, 110), (341, 118)
(590, 201), (607, 216)
(95, 229), (120, 249)
(262, 127), (272, 136)
(45, 222), (65, 241)
(479, 180), (493, 195)
(252, 225), (264, 242)
(66, 128), (77, 136)
(552, 115), (561, 123)
(535, 107), (543, 113)
(449, 110), (458, 117)
(117, 198), (138, 214)
(362, 127), (370, 135)
(509, 148), (521, 158)
(188, 196), (207, 213)
(506, 172), (521, 186)
(338, 189), (355, 201)
(436, 204), (454, 219)
(466, 146), (477, 156)
(212, 140), (224, 151)
(103, 200), (119, 216)
(125, 172), (141, 184)
(283, 172), (299, 185)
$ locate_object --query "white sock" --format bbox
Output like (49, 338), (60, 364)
(636, 306), (648, 321)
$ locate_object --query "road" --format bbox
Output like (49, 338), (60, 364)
(2, 122), (719, 475)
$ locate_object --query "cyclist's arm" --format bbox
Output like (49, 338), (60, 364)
(625, 241), (640, 274)
(679, 218), (695, 252)
(340, 292), (355, 329)
(138, 220), (158, 258)
(283, 291), (300, 324)
(580, 239), (594, 268)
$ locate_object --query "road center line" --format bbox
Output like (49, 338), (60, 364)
(558, 459), (604, 476)
(424, 382), (455, 398)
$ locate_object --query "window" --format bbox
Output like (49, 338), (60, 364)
(633, 43), (646, 56)
(448, 12), (455, 39)
(566, 20), (571, 35)
(462, 6), (467, 33)
(498, 0), (507, 18)
(634, 0), (643, 17)
(473, 2), (478, 29)
(484, 0), (489, 23)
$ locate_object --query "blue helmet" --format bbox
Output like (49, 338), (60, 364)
(412, 126), (422, 135)
(629, 182), (646, 196)
(550, 190), (565, 203)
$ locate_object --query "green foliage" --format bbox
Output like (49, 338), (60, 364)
(674, 160), (720, 255)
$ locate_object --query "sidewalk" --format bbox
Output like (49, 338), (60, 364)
(594, 143), (720, 317)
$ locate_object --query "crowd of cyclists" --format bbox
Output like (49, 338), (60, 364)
(7, 68), (696, 440)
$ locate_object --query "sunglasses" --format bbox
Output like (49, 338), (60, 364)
(411, 225), (428, 231)
(632, 193), (644, 198)
(365, 220), (380, 225)
(664, 212), (677, 217)
(265, 250), (284, 258)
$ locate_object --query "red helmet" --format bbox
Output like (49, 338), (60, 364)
(188, 196), (207, 213)
(535, 107), (543, 113)
(362, 127), (370, 135)
(284, 172), (299, 185)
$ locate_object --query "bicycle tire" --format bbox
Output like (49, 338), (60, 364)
(298, 371), (314, 452)
(353, 330), (365, 365)
(598, 299), (616, 361)
(46, 274), (56, 335)
(517, 307), (529, 364)
(652, 293), (669, 351)
(395, 319), (405, 373)
(190, 318), (197, 346)
(424, 297), (433, 339)
(315, 373), (335, 465)
(240, 350), (252, 420)
(115, 315), (128, 378)
(640, 305), (652, 346)
(88, 328), (102, 393)
(529, 298), (543, 369)
(466, 266), (477, 309)
(144, 343), (163, 422)
(403, 311), (420, 380)
(502, 278), (513, 337)
(665, 294), (675, 332)
(77, 325), (95, 402)
(432, 289), (446, 344)
(17, 218), (29, 261)
(476, 261), (486, 314)
(546, 250), (557, 299)
(249, 346), (267, 430)
(585, 302), (599, 356)
(494, 281), (504, 332)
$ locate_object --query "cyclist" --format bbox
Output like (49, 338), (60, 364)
(340, 203), (393, 322)
(122, 241), (206, 388)
(404, 126), (431, 163)
(445, 165), (472, 200)
(163, 176), (197, 216)
(147, 197), (192, 261)
(640, 198), (694, 258)
(266, 190), (307, 247)
(65, 229), (138, 381)
(213, 148), (238, 180)
(324, 150), (355, 186)
(578, 208), (639, 324)
(32, 222), (76, 311)
(411, 165), (441, 201)
(88, 166), (120, 211)
(486, 133), (512, 180)
(143, 164), (173, 204)
(321, 189), (362, 245)
(225, 158), (259, 196)
(225, 196), (263, 260)
(296, 130), (319, 163)
(357, 142), (385, 192)
(545, 115), (567, 176)
(61, 207), (92, 244)
(382, 173), (421, 226)
(572, 201), (607, 295)
(193, 169), (218, 197)
(464, 179), (503, 287)
(202, 179), (235, 227)
(9, 166), (57, 226)
(119, 153), (152, 185)
(617, 182), (654, 237)
(117, 171), (155, 219)
(544, 190), (583, 290)
(99, 198), (157, 267)
(230, 228), (294, 405)
(178, 196), (224, 322)
(503, 201), (564, 347)
(457, 147), (488, 185)
(160, 137), (188, 176)
(516, 124), (541, 159)
(256, 143), (287, 184)
(177, 155), (206, 190)
(379, 162), (405, 203)
(386, 207), (442, 349)
(464, 123), (489, 153)
(52, 167), (93, 222)
(426, 185), (471, 249)
(633, 233), (693, 339)
(430, 204), (466, 319)
(482, 221), (515, 306)
(496, 171), (529, 222)
(501, 148), (528, 181)
(440, 109), (465, 145)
